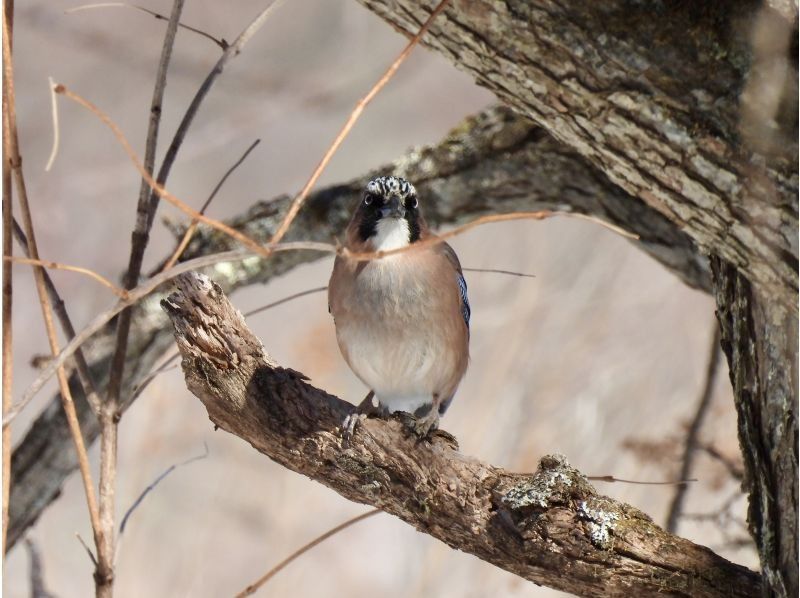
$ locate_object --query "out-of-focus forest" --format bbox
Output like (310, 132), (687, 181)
(3, 1), (767, 596)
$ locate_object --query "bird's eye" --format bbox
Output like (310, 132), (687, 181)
(407, 196), (418, 209)
(364, 194), (374, 206)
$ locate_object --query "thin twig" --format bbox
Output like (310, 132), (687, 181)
(588, 475), (696, 485)
(344, 211), (637, 263)
(235, 509), (381, 597)
(1, 0), (14, 556)
(4, 256), (129, 298)
(56, 85), (274, 257)
(462, 267), (536, 278)
(244, 286), (328, 318)
(6, 245), (335, 424)
(665, 323), (722, 533)
(144, 0), (282, 238)
(76, 533), (99, 567)
(698, 442), (744, 481)
(2, 6), (104, 565)
(65, 2), (227, 49)
(269, 0), (451, 246)
(99, 4), (185, 593)
(116, 443), (209, 562)
(125, 359), (179, 408)
(45, 77), (59, 171)
(106, 0), (184, 413)
(160, 138), (261, 272)
(12, 217), (104, 415)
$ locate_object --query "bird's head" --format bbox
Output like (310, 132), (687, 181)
(349, 176), (425, 251)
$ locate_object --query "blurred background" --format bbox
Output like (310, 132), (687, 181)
(4, 1), (753, 596)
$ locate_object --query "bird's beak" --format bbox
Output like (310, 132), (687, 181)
(380, 196), (406, 219)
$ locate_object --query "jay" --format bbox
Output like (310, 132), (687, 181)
(328, 176), (470, 437)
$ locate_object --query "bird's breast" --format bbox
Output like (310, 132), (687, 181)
(329, 254), (468, 413)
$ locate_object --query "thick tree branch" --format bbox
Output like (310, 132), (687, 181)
(160, 271), (760, 598)
(356, 0), (798, 304)
(7, 106), (706, 550)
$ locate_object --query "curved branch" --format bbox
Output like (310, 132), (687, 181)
(356, 0), (798, 303)
(160, 271), (760, 598)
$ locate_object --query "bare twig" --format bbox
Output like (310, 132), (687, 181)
(1, 0), (14, 556)
(143, 0), (283, 238)
(589, 475), (697, 485)
(235, 509), (381, 597)
(244, 286), (329, 318)
(45, 77), (59, 171)
(665, 323), (722, 533)
(65, 2), (227, 49)
(5, 245), (333, 424)
(160, 138), (261, 272)
(12, 217), (104, 415)
(106, 0), (184, 414)
(698, 442), (745, 481)
(56, 85), (275, 257)
(2, 6), (104, 568)
(75, 533), (98, 567)
(344, 211), (637, 263)
(462, 267), (536, 278)
(4, 256), (129, 298)
(99, 4), (185, 593)
(269, 0), (451, 245)
(116, 443), (208, 562)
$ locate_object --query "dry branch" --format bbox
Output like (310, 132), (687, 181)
(1, 0), (14, 556)
(161, 271), (760, 598)
(6, 106), (708, 550)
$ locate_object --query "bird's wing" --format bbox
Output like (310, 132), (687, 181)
(437, 242), (471, 329)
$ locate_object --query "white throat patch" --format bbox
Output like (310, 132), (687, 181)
(372, 218), (410, 251)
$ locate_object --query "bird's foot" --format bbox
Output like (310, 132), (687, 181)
(393, 405), (440, 438)
(391, 411), (458, 448)
(342, 391), (387, 440)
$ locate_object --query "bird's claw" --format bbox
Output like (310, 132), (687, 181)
(341, 391), (384, 441)
(342, 412), (367, 440)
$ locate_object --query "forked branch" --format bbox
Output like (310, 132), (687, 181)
(162, 271), (760, 598)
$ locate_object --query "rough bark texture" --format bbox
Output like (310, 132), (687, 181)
(352, 3), (799, 595)
(358, 0), (798, 304)
(161, 271), (761, 598)
(7, 106), (710, 550)
(711, 257), (798, 597)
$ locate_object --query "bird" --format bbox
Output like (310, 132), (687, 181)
(328, 175), (470, 438)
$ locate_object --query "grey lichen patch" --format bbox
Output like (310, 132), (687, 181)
(501, 454), (590, 511)
(578, 498), (621, 549)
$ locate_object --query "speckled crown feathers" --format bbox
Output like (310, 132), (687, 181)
(366, 175), (416, 199)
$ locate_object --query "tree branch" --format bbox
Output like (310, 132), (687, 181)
(355, 0), (798, 304)
(160, 271), (760, 598)
(6, 106), (707, 550)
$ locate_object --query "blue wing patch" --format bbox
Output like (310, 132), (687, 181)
(457, 273), (470, 328)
